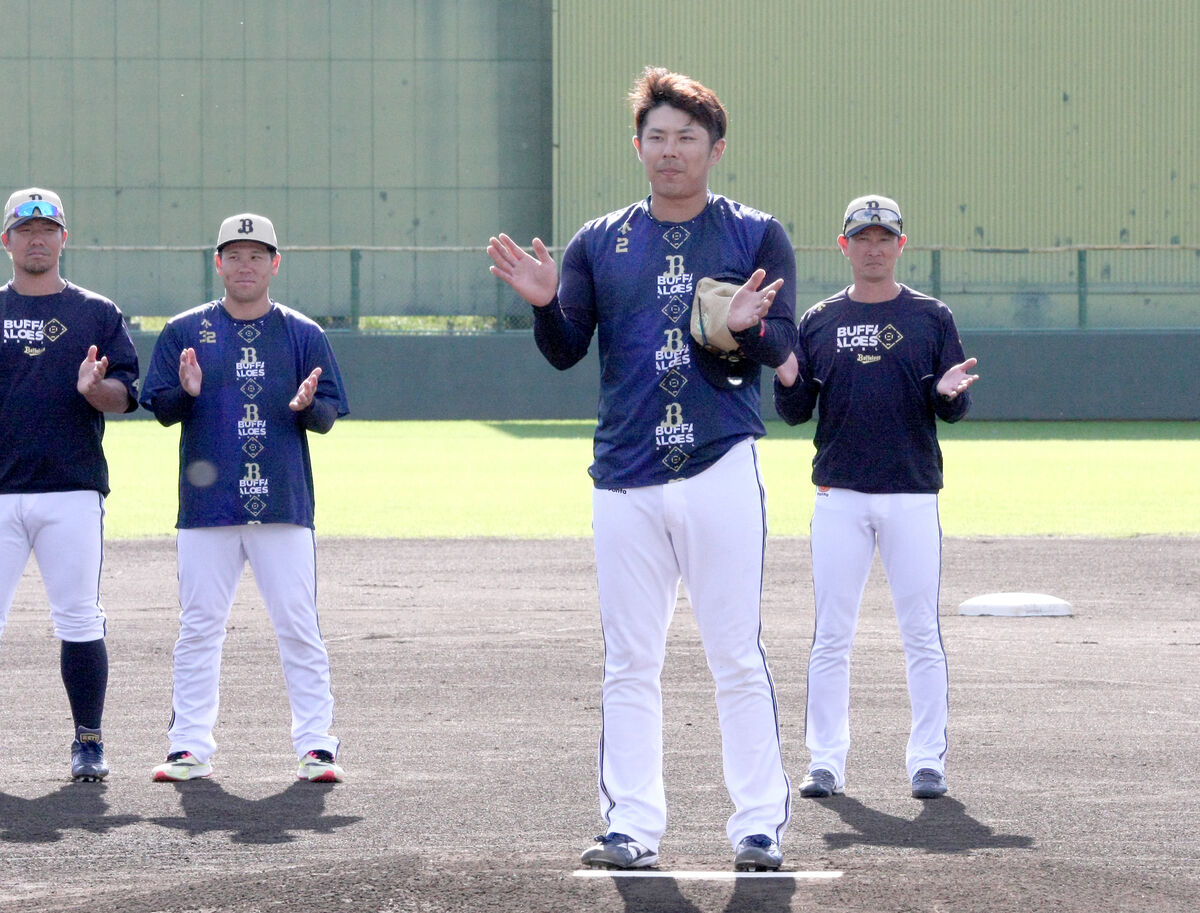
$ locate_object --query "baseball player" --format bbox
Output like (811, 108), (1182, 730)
(139, 213), (350, 784)
(774, 195), (979, 801)
(488, 67), (794, 872)
(0, 187), (140, 781)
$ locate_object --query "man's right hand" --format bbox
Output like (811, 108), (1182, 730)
(486, 234), (558, 307)
(179, 347), (202, 397)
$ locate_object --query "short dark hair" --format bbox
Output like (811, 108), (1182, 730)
(628, 66), (727, 145)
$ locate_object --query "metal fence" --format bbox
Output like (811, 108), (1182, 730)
(62, 244), (1199, 333)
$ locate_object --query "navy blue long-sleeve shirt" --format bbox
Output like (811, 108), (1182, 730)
(139, 301), (348, 529)
(534, 192), (797, 488)
(774, 285), (969, 493)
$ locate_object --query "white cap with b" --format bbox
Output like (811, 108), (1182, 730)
(216, 213), (279, 252)
(843, 195), (903, 237)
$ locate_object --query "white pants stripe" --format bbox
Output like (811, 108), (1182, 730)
(169, 524), (338, 763)
(592, 439), (791, 851)
(0, 491), (107, 642)
(806, 488), (948, 785)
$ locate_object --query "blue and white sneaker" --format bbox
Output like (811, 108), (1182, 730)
(734, 834), (783, 871)
(798, 768), (843, 798)
(70, 726), (109, 781)
(580, 832), (658, 869)
(911, 768), (948, 799)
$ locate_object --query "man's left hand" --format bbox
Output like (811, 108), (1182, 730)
(290, 366), (323, 411)
(726, 269), (784, 333)
(937, 357), (979, 399)
(77, 345), (109, 396)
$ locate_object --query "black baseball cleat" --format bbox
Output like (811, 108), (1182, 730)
(911, 768), (948, 799)
(71, 726), (110, 781)
(798, 768), (843, 798)
(734, 834), (783, 871)
(580, 832), (658, 869)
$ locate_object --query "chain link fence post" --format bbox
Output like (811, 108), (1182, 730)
(349, 248), (362, 327)
(1076, 249), (1088, 329)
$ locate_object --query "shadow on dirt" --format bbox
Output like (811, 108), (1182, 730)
(614, 873), (797, 913)
(816, 796), (1033, 853)
(0, 783), (142, 843)
(148, 779), (363, 844)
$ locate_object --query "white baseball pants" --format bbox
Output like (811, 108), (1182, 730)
(167, 524), (339, 763)
(591, 439), (791, 851)
(806, 488), (949, 786)
(0, 491), (107, 642)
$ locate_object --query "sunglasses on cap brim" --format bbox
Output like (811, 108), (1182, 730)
(9, 200), (65, 221)
(844, 207), (902, 232)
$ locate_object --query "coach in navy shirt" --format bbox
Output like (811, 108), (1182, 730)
(775, 195), (978, 803)
(0, 187), (139, 782)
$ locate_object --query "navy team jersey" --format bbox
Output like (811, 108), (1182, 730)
(535, 192), (797, 488)
(139, 301), (349, 529)
(0, 281), (138, 496)
(774, 284), (970, 493)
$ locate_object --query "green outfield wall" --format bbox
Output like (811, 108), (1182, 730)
(0, 0), (552, 318)
(554, 0), (1197, 251)
(551, 0), (1197, 330)
(3, 0), (1196, 332)
(6, 1), (1199, 420)
(123, 329), (1200, 422)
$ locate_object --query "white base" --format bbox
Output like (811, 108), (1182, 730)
(573, 870), (843, 880)
(958, 592), (1072, 617)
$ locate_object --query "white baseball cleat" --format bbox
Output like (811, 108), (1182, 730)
(297, 749), (344, 783)
(152, 751), (213, 782)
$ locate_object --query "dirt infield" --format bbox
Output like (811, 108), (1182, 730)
(1, 536), (1197, 913)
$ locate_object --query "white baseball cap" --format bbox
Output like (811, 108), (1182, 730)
(4, 187), (67, 233)
(216, 213), (278, 252)
(843, 194), (903, 237)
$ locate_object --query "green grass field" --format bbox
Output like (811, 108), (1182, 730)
(103, 419), (1200, 539)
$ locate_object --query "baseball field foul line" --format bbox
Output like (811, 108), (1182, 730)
(572, 870), (844, 880)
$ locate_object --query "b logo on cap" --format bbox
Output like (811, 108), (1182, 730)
(238, 219), (255, 235)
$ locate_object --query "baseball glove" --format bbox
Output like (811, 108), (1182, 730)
(689, 277), (761, 390)
(690, 277), (742, 353)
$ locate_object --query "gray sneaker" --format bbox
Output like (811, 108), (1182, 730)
(70, 726), (109, 781)
(580, 832), (658, 869)
(734, 834), (782, 871)
(798, 768), (842, 798)
(911, 768), (948, 799)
